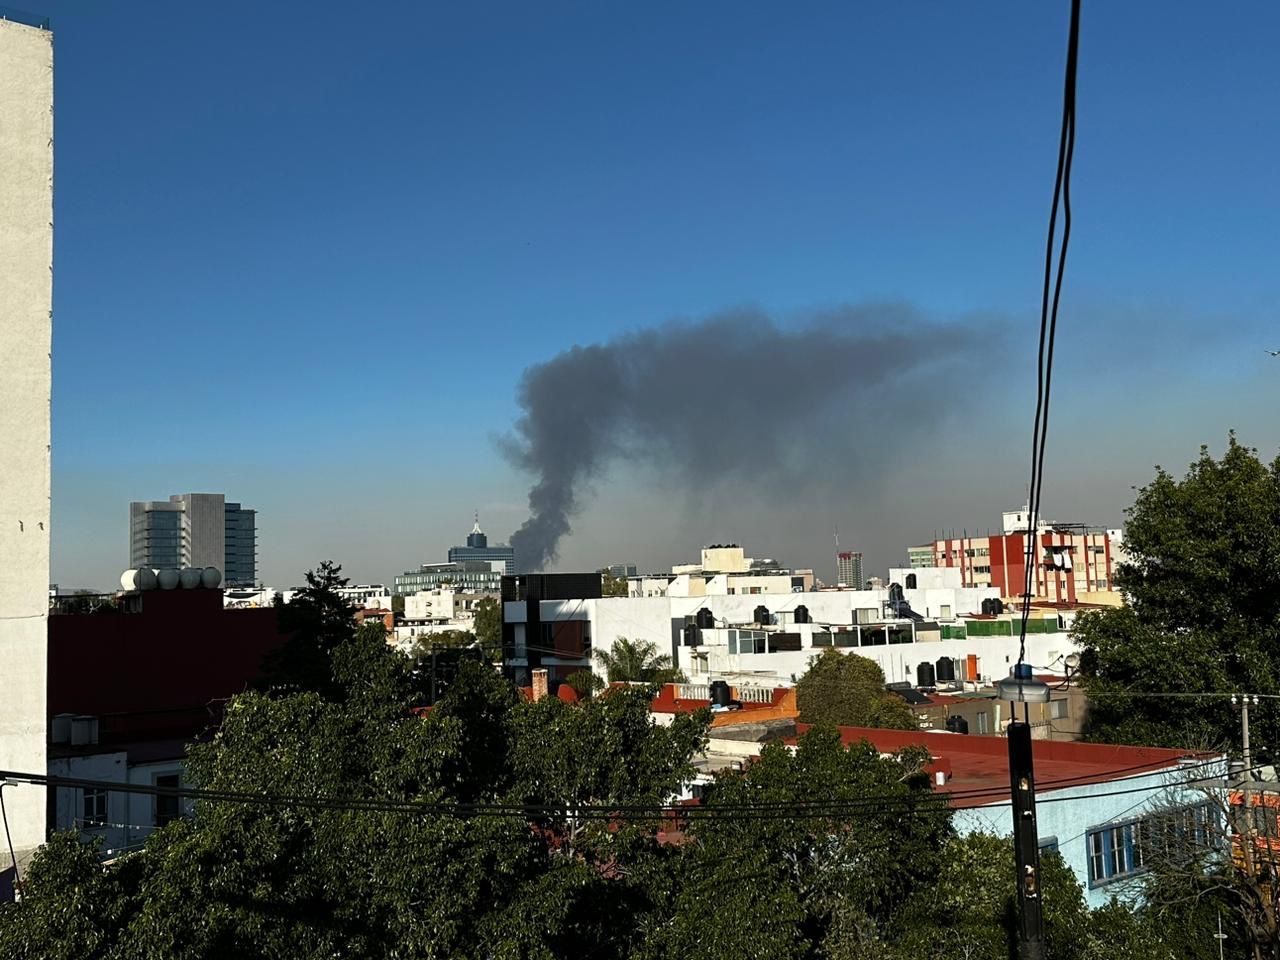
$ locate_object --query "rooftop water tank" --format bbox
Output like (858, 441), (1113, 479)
(935, 656), (955, 683)
(157, 568), (180, 590)
(179, 567), (202, 589)
(200, 566), (223, 589)
(917, 661), (936, 688)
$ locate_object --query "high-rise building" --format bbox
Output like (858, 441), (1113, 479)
(836, 551), (863, 588)
(0, 12), (54, 879)
(129, 493), (258, 586)
(446, 516), (515, 574)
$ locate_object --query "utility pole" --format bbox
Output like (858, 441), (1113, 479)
(1008, 717), (1045, 960)
(1233, 694), (1259, 877)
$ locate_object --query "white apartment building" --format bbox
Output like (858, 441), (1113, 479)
(505, 566), (1080, 689)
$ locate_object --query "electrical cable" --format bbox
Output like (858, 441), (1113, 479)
(0, 756), (1223, 825)
(1016, 0), (1081, 682)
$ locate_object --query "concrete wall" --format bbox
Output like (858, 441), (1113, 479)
(0, 18), (53, 866)
(177, 493), (225, 570)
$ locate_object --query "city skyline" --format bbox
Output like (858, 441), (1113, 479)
(45, 1), (1280, 589)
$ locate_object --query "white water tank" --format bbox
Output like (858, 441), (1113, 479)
(120, 569), (140, 591)
(157, 568), (180, 590)
(179, 567), (202, 589)
(200, 566), (222, 589)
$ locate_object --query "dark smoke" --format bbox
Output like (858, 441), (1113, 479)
(503, 305), (987, 571)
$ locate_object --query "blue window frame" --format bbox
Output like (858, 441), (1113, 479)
(1086, 803), (1216, 887)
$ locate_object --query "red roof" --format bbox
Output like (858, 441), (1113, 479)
(789, 724), (1213, 807)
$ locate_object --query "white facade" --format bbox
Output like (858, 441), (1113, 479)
(0, 17), (54, 867)
(48, 752), (191, 858)
(335, 584), (393, 610)
(503, 579), (1080, 688)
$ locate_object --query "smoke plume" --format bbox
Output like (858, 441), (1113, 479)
(503, 305), (987, 571)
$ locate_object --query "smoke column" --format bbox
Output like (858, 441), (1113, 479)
(503, 305), (986, 570)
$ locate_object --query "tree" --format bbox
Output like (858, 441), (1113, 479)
(795, 648), (919, 730)
(472, 596), (502, 660)
(598, 569), (628, 598)
(258, 561), (356, 697)
(1076, 436), (1280, 751)
(594, 637), (684, 684)
(639, 726), (951, 960)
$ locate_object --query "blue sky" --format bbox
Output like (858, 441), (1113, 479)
(44, 0), (1280, 587)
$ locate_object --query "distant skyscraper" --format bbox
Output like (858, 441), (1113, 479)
(129, 493), (257, 586)
(447, 515), (515, 574)
(837, 551), (863, 588)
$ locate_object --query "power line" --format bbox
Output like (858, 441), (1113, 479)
(1016, 0), (1081, 679)
(0, 756), (1223, 825)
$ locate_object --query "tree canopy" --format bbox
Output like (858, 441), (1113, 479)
(795, 647), (919, 730)
(1075, 435), (1280, 750)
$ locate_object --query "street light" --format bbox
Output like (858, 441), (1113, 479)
(1000, 665), (1048, 960)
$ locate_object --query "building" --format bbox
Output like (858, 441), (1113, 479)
(909, 508), (1124, 604)
(0, 12), (54, 890)
(501, 566), (1091, 691)
(446, 516), (515, 574)
(828, 726), (1223, 908)
(501, 573), (603, 685)
(395, 560), (506, 596)
(635, 544), (815, 599)
(129, 493), (258, 587)
(836, 551), (863, 588)
(394, 588), (499, 646)
(47, 582), (289, 856)
(334, 584), (393, 610)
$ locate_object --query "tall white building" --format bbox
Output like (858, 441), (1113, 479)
(130, 493), (258, 587)
(0, 14), (54, 878)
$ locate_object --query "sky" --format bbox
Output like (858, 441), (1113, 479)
(41, 0), (1280, 589)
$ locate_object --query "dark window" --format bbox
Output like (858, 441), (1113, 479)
(155, 774), (181, 827)
(82, 787), (107, 826)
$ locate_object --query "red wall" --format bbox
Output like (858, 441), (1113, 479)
(47, 589), (288, 720)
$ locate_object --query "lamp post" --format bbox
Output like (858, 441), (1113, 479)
(998, 666), (1053, 960)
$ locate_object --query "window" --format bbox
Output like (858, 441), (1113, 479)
(155, 773), (181, 827)
(974, 565), (991, 574)
(1039, 836), (1059, 853)
(856, 608), (878, 625)
(1086, 805), (1215, 887)
(939, 605), (952, 619)
(905, 574), (917, 589)
(1088, 822), (1141, 886)
(1047, 699), (1069, 720)
(976, 712), (990, 735)
(82, 787), (107, 827)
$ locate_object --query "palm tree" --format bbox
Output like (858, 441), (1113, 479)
(593, 637), (685, 684)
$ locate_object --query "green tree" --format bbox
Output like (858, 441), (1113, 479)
(640, 726), (950, 959)
(258, 561), (356, 697)
(472, 596), (502, 660)
(598, 569), (628, 597)
(594, 636), (684, 684)
(1076, 436), (1280, 750)
(795, 648), (919, 730)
